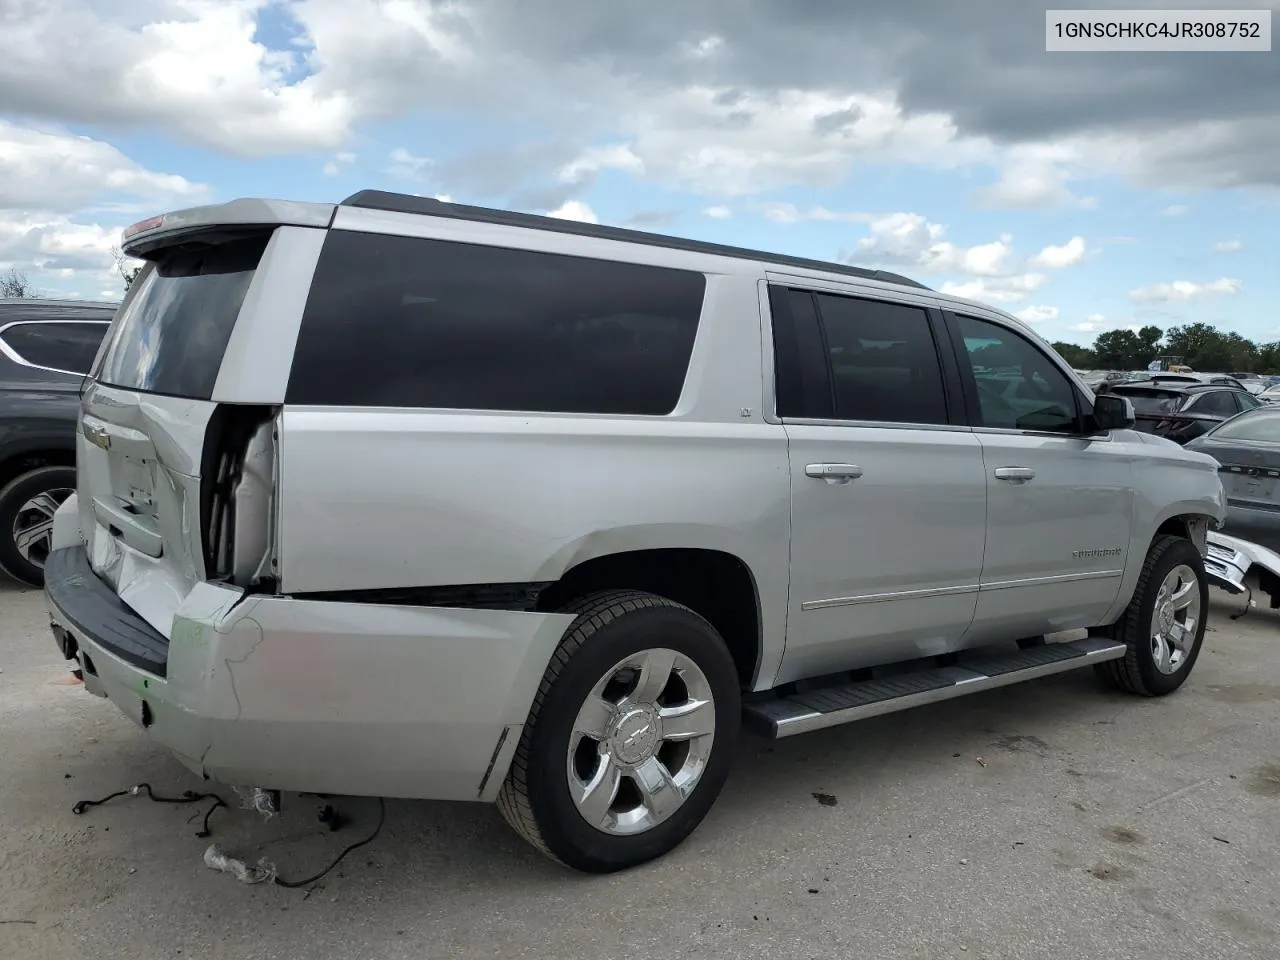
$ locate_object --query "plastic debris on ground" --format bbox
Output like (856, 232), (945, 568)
(203, 844), (277, 885)
(232, 786), (280, 819)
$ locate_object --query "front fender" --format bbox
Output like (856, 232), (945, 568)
(1101, 470), (1225, 626)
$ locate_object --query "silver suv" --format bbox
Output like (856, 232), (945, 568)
(44, 191), (1225, 873)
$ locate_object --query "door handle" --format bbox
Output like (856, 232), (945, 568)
(994, 466), (1035, 483)
(806, 463), (863, 481)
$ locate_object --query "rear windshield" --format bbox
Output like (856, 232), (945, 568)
(1209, 408), (1280, 443)
(1112, 388), (1185, 416)
(95, 233), (270, 399)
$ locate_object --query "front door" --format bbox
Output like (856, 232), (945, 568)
(771, 285), (988, 684)
(946, 311), (1136, 639)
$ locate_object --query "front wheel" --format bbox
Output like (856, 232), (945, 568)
(497, 590), (741, 873)
(1095, 534), (1209, 696)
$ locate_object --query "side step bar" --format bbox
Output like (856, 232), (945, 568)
(743, 637), (1127, 739)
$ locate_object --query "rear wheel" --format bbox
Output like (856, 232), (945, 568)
(497, 590), (741, 873)
(0, 466), (76, 587)
(1095, 535), (1208, 696)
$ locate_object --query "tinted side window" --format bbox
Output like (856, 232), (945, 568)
(955, 314), (1080, 432)
(768, 287), (834, 419)
(0, 321), (109, 374)
(287, 232), (706, 415)
(812, 293), (949, 425)
(1189, 390), (1237, 417)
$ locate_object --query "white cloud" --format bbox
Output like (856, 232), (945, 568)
(759, 203), (870, 224)
(1161, 204), (1190, 216)
(388, 147), (432, 180)
(939, 274), (1047, 304)
(322, 151), (357, 176)
(1015, 305), (1059, 323)
(1214, 238), (1243, 253)
(547, 200), (598, 223)
(0, 121), (204, 213)
(558, 144), (645, 184)
(1029, 236), (1087, 269)
(685, 35), (724, 58)
(1073, 313), (1110, 334)
(853, 213), (1014, 277)
(0, 1), (353, 155)
(704, 205), (732, 219)
(0, 211), (121, 281)
(971, 146), (1096, 210)
(557, 88), (988, 199)
(1128, 278), (1241, 302)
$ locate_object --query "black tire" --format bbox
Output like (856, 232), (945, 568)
(0, 465), (76, 587)
(497, 590), (741, 873)
(1094, 535), (1209, 697)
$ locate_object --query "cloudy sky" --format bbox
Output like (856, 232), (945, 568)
(1, 0), (1276, 345)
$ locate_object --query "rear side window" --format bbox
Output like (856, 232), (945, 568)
(96, 233), (270, 399)
(286, 231), (706, 415)
(0, 321), (109, 374)
(813, 293), (949, 425)
(1187, 391), (1237, 417)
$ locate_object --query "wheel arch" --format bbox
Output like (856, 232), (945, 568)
(536, 547), (764, 689)
(0, 442), (76, 491)
(1103, 507), (1217, 627)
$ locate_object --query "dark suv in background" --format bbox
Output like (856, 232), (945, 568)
(1109, 378), (1262, 445)
(0, 298), (116, 585)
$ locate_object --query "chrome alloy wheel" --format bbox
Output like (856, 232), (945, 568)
(1150, 564), (1201, 675)
(11, 488), (73, 569)
(566, 648), (716, 836)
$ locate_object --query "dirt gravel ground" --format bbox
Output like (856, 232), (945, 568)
(2, 574), (1278, 960)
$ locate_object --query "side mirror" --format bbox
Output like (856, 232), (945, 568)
(1091, 393), (1135, 431)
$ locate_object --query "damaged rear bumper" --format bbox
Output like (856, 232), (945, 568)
(44, 543), (575, 803)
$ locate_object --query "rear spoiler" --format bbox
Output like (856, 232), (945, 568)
(121, 199), (337, 258)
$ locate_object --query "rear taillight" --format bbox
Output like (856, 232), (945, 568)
(122, 214), (164, 240)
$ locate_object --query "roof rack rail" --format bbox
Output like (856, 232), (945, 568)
(339, 190), (932, 291)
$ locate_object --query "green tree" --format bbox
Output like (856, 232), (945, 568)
(1164, 322), (1259, 372)
(1135, 325), (1163, 362)
(1051, 341), (1096, 368)
(1256, 342), (1280, 375)
(1093, 329), (1147, 370)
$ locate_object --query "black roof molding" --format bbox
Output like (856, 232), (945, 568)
(340, 190), (931, 291)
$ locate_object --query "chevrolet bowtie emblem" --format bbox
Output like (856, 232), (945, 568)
(83, 422), (111, 450)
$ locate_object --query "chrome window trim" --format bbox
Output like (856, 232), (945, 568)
(780, 416), (973, 434)
(0, 319), (112, 378)
(802, 569), (1124, 611)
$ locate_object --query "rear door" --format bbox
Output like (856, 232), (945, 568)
(771, 284), (988, 683)
(77, 224), (318, 637)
